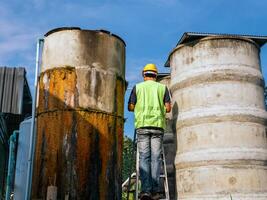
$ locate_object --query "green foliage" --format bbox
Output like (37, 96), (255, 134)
(122, 191), (134, 200)
(122, 135), (136, 200)
(122, 135), (135, 182)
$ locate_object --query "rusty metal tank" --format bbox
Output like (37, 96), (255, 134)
(32, 27), (126, 200)
(157, 74), (177, 200)
(169, 35), (267, 199)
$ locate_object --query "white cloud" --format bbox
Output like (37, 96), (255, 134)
(0, 34), (33, 53)
(0, 2), (41, 57)
(0, 1), (43, 94)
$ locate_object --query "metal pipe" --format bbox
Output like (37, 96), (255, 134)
(5, 130), (18, 200)
(24, 38), (43, 200)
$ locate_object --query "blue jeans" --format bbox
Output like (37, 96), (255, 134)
(136, 128), (163, 194)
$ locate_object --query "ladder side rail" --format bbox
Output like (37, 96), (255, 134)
(135, 142), (139, 200)
(162, 146), (170, 200)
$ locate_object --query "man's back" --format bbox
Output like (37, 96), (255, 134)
(134, 80), (166, 129)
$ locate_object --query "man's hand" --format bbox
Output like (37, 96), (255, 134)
(165, 102), (171, 113)
(128, 103), (135, 112)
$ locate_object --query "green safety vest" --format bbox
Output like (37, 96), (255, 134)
(134, 80), (166, 129)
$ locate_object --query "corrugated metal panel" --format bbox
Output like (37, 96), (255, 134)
(0, 114), (8, 146)
(0, 68), (5, 109)
(0, 114), (8, 199)
(11, 69), (25, 114)
(0, 65), (32, 197)
(0, 143), (7, 199)
(2, 68), (16, 113)
(0, 67), (31, 115)
(176, 32), (267, 47)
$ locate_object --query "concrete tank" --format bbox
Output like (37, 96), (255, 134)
(169, 36), (267, 199)
(32, 28), (126, 200)
(157, 74), (177, 200)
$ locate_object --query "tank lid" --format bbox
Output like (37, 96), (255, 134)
(44, 27), (126, 46)
(44, 27), (81, 37)
(164, 32), (267, 67)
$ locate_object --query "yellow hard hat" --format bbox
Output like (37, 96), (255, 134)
(143, 63), (158, 74)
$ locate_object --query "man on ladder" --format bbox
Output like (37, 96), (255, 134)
(128, 64), (171, 200)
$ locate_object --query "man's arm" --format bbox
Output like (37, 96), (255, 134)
(165, 102), (171, 113)
(128, 86), (136, 112)
(164, 86), (171, 113)
(128, 103), (135, 111)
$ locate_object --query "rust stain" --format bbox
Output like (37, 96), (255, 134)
(38, 67), (78, 112)
(33, 68), (124, 200)
(115, 77), (125, 116)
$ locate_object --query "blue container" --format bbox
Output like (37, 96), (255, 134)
(13, 118), (31, 200)
(5, 131), (18, 200)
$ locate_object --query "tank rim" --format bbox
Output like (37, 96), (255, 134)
(44, 27), (81, 37)
(167, 36), (259, 66)
(44, 27), (126, 46)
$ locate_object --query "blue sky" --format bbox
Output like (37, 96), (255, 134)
(0, 0), (267, 138)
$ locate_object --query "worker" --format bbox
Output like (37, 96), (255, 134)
(128, 63), (171, 200)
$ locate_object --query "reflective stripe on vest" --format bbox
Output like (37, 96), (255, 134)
(134, 80), (166, 129)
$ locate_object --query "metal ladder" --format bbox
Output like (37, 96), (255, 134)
(122, 134), (170, 200)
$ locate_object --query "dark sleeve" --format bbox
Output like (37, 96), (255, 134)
(163, 86), (171, 103)
(128, 86), (137, 105)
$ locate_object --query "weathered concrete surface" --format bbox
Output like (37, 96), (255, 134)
(41, 29), (125, 77)
(158, 75), (177, 200)
(32, 28), (125, 200)
(170, 37), (267, 200)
